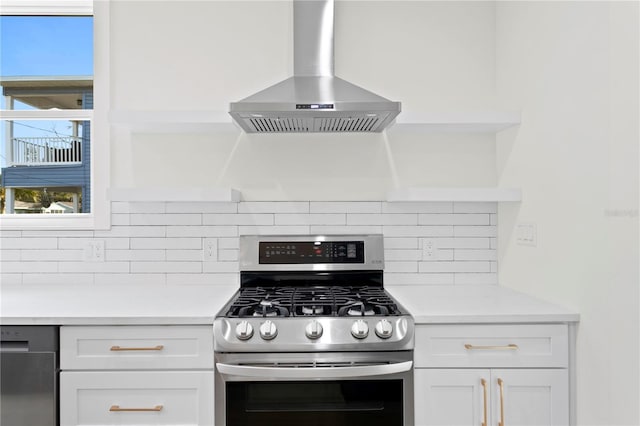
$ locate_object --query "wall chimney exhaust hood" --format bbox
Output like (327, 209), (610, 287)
(229, 0), (401, 133)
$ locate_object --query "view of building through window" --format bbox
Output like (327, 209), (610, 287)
(0, 15), (93, 214)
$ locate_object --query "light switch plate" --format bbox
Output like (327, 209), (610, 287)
(516, 223), (537, 247)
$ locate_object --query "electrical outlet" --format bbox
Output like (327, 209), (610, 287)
(84, 240), (105, 262)
(203, 238), (217, 262)
(422, 238), (437, 261)
(516, 223), (537, 247)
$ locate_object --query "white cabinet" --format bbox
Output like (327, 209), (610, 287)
(414, 324), (571, 426)
(60, 326), (214, 426)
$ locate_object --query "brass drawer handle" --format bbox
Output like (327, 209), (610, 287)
(498, 378), (505, 426)
(480, 378), (488, 426)
(110, 345), (164, 351)
(109, 405), (163, 412)
(464, 344), (519, 351)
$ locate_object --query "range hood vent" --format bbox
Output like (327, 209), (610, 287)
(229, 0), (401, 134)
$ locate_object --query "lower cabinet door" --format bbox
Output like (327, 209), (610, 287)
(491, 369), (569, 426)
(60, 371), (214, 426)
(415, 368), (569, 426)
(415, 369), (490, 426)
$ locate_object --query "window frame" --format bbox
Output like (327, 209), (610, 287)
(0, 0), (110, 230)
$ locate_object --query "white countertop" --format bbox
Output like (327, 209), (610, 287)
(0, 284), (238, 325)
(0, 284), (578, 326)
(389, 285), (579, 324)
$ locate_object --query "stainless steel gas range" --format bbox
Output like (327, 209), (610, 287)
(214, 235), (415, 426)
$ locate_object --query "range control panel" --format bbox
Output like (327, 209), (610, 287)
(259, 241), (364, 264)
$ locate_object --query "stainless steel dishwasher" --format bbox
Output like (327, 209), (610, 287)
(1, 326), (59, 426)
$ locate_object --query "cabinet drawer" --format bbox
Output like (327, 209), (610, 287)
(60, 371), (214, 426)
(61, 326), (213, 370)
(415, 324), (568, 368)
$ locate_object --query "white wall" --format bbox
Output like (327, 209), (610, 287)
(108, 1), (499, 199)
(496, 2), (639, 425)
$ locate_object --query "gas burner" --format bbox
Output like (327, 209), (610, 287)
(297, 305), (332, 316)
(344, 302), (376, 316)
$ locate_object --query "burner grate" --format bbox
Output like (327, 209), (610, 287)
(224, 286), (400, 318)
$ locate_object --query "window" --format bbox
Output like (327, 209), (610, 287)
(0, 0), (110, 229)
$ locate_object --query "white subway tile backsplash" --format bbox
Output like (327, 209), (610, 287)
(2, 261), (58, 273)
(124, 202), (166, 214)
(384, 249), (422, 261)
(166, 273), (238, 286)
(454, 249), (497, 261)
(130, 238), (201, 250)
(218, 249), (239, 262)
(107, 250), (166, 262)
(418, 214), (490, 226)
(204, 214), (274, 226)
(21, 250), (83, 261)
(130, 261), (201, 274)
(111, 214), (131, 226)
(130, 214), (202, 226)
(431, 237), (491, 249)
(382, 202), (453, 214)
(2, 200), (499, 287)
(166, 202), (238, 214)
(95, 273), (166, 285)
(1, 238), (57, 250)
(58, 238), (129, 250)
(218, 238), (239, 249)
(0, 273), (23, 284)
(0, 230), (22, 238)
(384, 226), (453, 237)
(385, 272), (454, 285)
(383, 238), (419, 249)
(95, 226), (165, 238)
(309, 225), (382, 235)
(23, 273), (94, 285)
(384, 261), (419, 273)
(167, 226), (237, 238)
(275, 214), (345, 226)
(310, 202), (381, 214)
(453, 226), (497, 237)
(347, 214), (417, 226)
(59, 262), (130, 273)
(166, 250), (202, 262)
(21, 230), (94, 237)
(454, 273), (498, 285)
(418, 261), (491, 273)
(240, 226), (310, 235)
(203, 262), (239, 273)
(239, 202), (309, 214)
(0, 250), (21, 261)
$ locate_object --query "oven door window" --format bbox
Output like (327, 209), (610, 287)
(227, 380), (403, 425)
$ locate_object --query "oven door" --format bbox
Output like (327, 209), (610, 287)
(215, 351), (413, 426)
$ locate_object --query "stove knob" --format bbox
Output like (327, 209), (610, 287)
(374, 319), (393, 339)
(235, 321), (254, 341)
(351, 319), (369, 339)
(259, 320), (278, 340)
(305, 320), (323, 340)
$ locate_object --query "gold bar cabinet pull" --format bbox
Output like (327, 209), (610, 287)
(497, 378), (505, 426)
(480, 378), (488, 426)
(109, 405), (163, 412)
(464, 344), (519, 351)
(110, 345), (164, 351)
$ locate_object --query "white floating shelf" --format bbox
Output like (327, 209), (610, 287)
(387, 187), (522, 202)
(108, 187), (241, 202)
(108, 110), (238, 133)
(388, 111), (521, 133)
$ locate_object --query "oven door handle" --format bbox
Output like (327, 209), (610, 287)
(216, 361), (413, 379)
